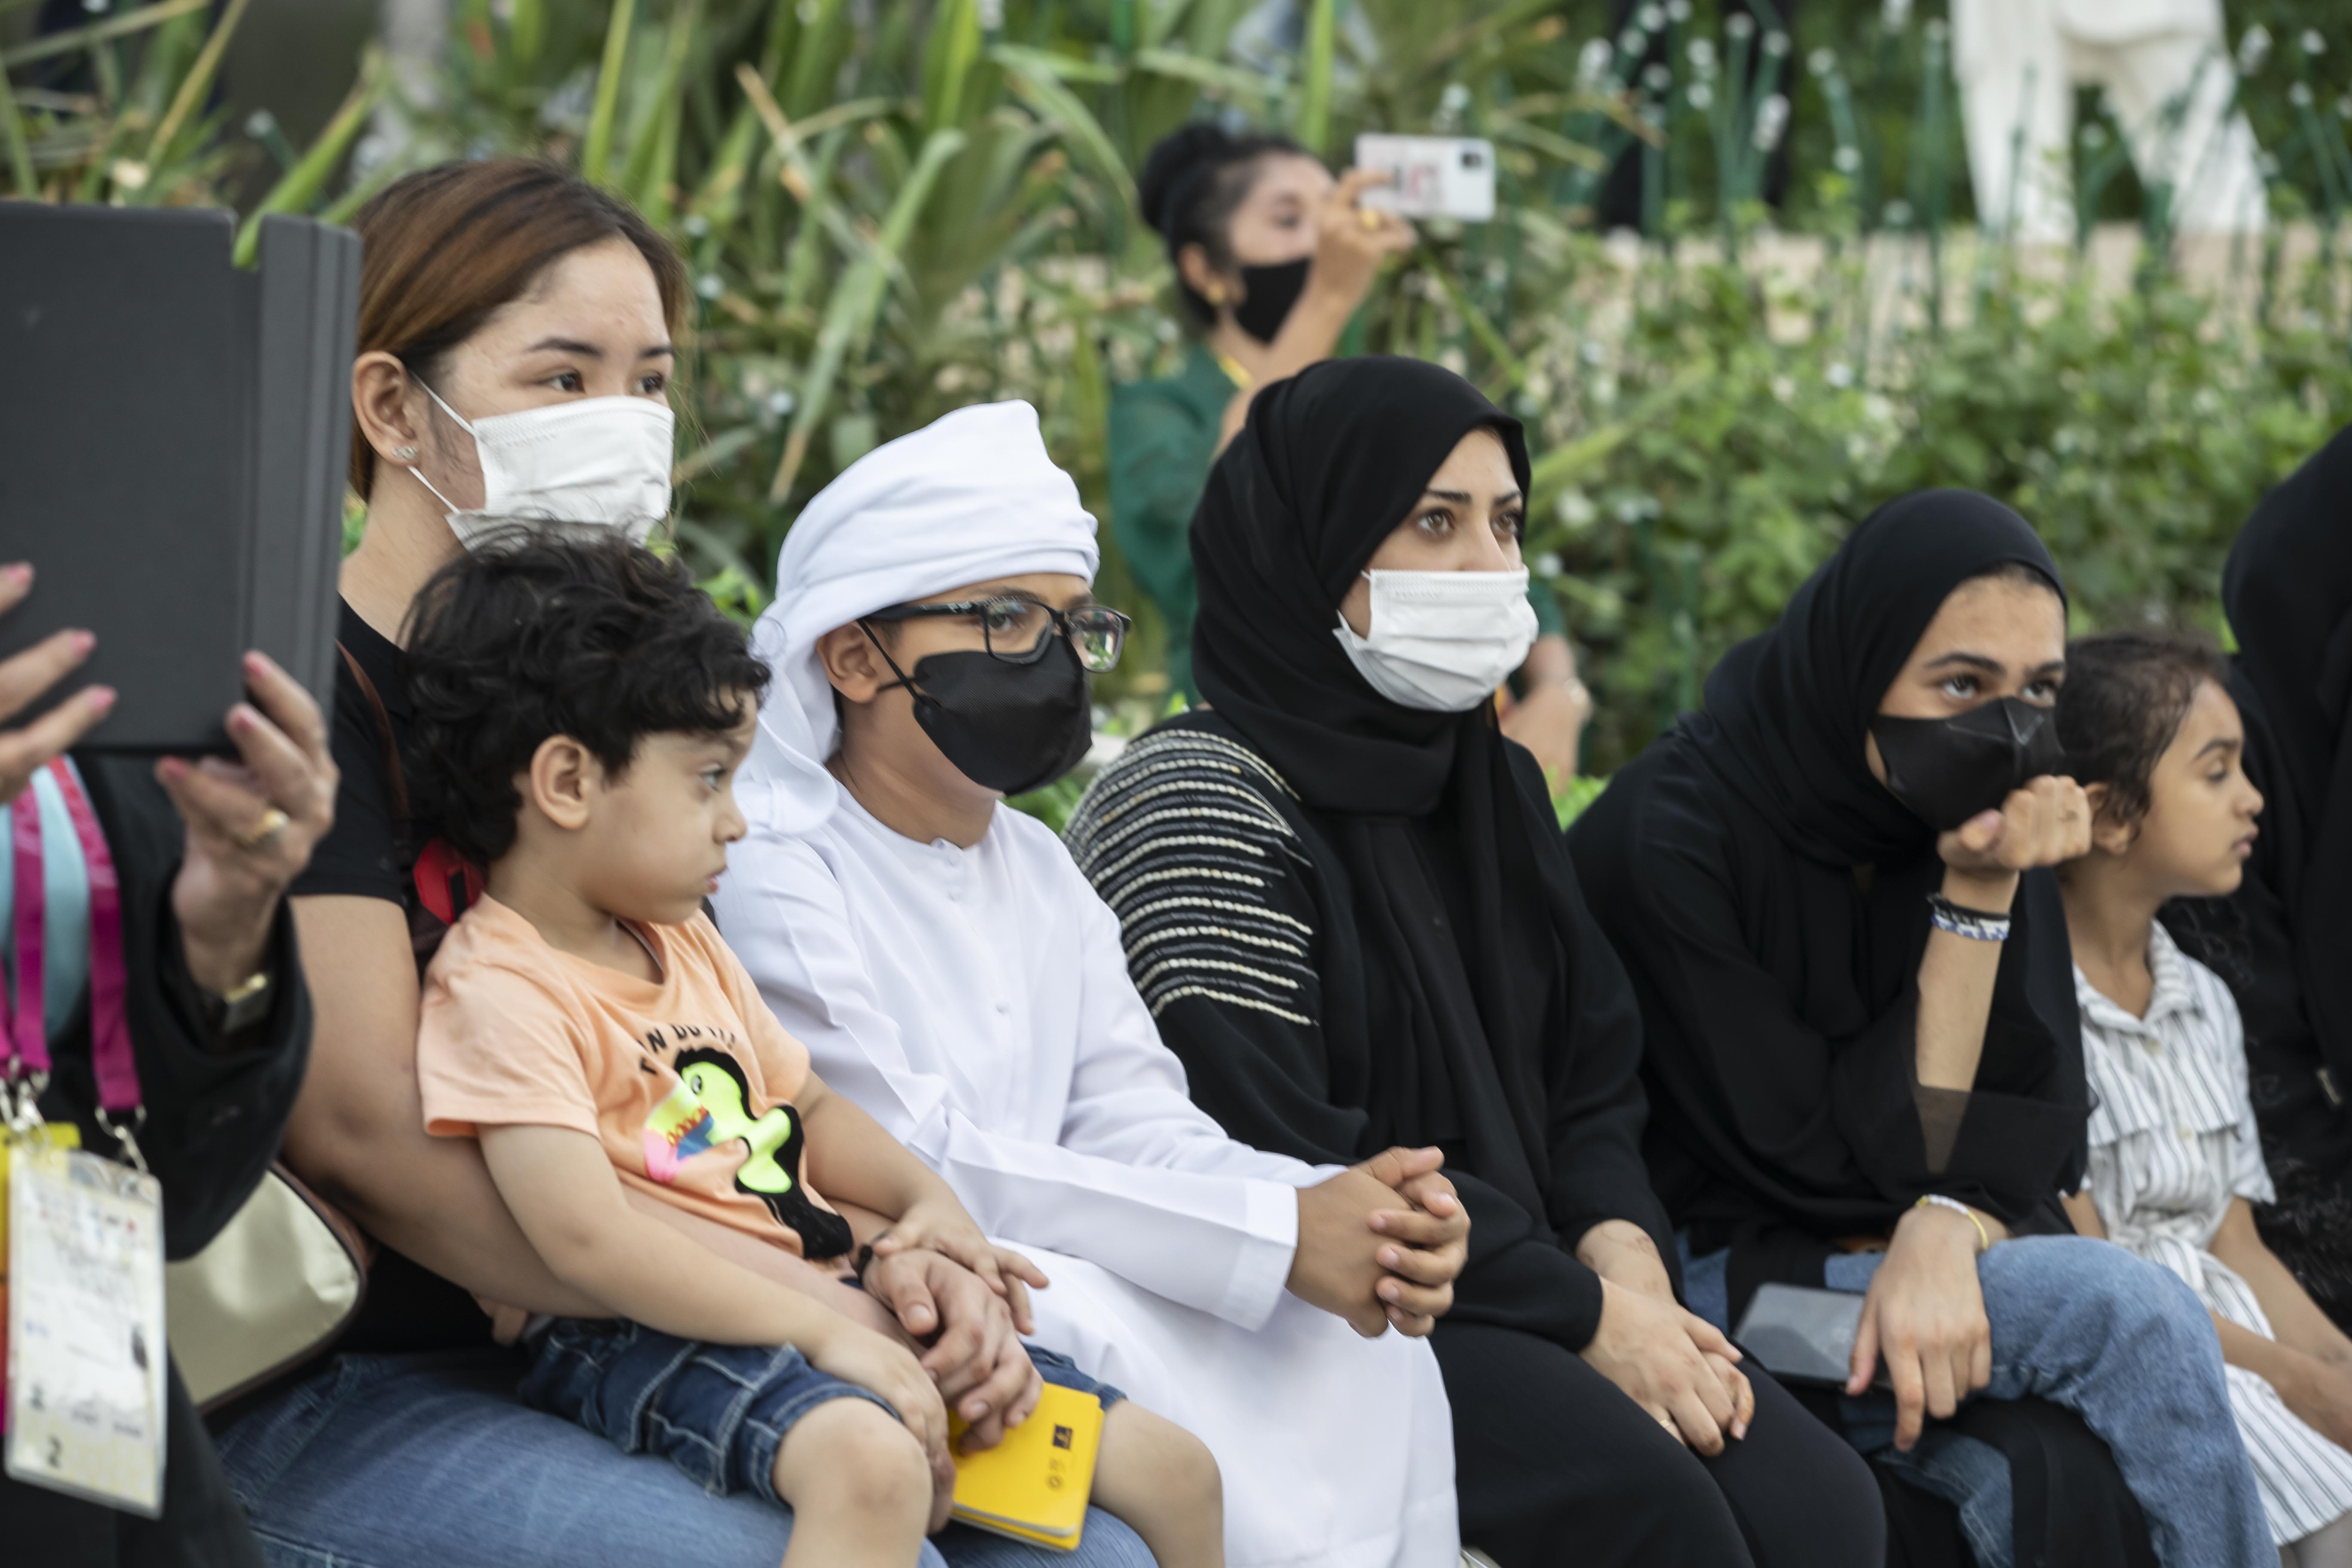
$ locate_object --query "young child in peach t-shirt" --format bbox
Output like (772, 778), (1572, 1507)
(402, 533), (1223, 1568)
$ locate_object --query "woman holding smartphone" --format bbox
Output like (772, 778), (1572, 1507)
(1109, 126), (1588, 784)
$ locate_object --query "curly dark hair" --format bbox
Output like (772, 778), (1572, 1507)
(2055, 628), (2227, 829)
(401, 528), (770, 865)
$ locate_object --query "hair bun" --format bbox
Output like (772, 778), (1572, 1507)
(1139, 123), (1237, 237)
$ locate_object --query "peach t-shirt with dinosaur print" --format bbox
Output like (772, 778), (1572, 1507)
(417, 894), (854, 1262)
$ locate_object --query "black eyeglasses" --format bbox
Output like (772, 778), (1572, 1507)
(861, 596), (1132, 673)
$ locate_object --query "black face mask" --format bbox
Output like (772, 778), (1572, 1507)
(1871, 696), (2068, 832)
(865, 628), (1094, 796)
(1233, 258), (1310, 344)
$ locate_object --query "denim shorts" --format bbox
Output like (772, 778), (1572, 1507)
(520, 1319), (1124, 1507)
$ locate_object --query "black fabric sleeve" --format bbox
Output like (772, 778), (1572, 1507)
(55, 755), (312, 1261)
(1511, 748), (1676, 1267)
(289, 652), (404, 903)
(1621, 802), (2081, 1230)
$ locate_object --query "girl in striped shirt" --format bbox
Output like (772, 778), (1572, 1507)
(2058, 630), (2352, 1567)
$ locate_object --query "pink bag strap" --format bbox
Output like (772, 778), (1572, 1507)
(4, 760), (136, 1120)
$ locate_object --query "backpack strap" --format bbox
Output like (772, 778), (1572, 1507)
(337, 641), (409, 823)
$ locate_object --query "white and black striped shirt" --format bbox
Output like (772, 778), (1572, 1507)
(2080, 922), (2352, 1546)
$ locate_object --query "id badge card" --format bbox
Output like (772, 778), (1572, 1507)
(5, 1136), (168, 1516)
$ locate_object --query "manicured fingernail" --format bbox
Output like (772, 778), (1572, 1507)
(68, 629), (95, 656)
(229, 704), (257, 732)
(245, 650), (277, 677)
(1380, 1248), (1400, 1267)
(1, 563), (28, 589)
(1731, 1420), (1748, 1440)
(157, 755), (187, 780)
(86, 686), (116, 714)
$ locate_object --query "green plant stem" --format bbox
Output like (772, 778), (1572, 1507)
(582, 0), (637, 188)
(0, 0), (206, 68)
(144, 0), (250, 168)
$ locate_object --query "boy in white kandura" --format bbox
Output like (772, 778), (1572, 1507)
(401, 531), (1221, 1568)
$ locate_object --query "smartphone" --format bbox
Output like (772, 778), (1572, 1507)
(1734, 1282), (1885, 1389)
(1354, 134), (1497, 223)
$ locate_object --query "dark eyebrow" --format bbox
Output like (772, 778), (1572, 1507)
(2194, 735), (2241, 760)
(523, 337), (677, 360)
(1920, 652), (2007, 675)
(1422, 488), (1524, 506)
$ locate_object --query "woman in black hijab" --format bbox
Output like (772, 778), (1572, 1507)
(1567, 492), (2272, 1567)
(1069, 356), (1884, 1568)
(2169, 424), (2352, 1327)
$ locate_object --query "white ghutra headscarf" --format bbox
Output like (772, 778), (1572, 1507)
(737, 401), (1100, 834)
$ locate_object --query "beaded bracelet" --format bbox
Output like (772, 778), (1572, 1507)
(1916, 1194), (1991, 1253)
(1927, 891), (2011, 943)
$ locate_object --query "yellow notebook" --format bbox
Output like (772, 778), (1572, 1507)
(947, 1381), (1105, 1552)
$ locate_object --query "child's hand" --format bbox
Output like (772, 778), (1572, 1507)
(803, 1316), (952, 1479)
(2282, 1351), (2352, 1452)
(864, 1247), (1041, 1436)
(869, 1198), (1049, 1334)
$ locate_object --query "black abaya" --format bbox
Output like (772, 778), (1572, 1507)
(1070, 356), (1884, 1568)
(2168, 422), (2352, 1325)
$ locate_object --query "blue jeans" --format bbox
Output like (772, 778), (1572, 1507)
(1684, 1233), (2268, 1568)
(214, 1348), (1157, 1568)
(522, 1318), (1125, 1509)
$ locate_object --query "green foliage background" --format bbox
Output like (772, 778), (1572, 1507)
(6, 0), (2351, 773)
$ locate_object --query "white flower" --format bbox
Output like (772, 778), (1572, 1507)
(1753, 93), (1790, 151)
(1666, 0), (1694, 22)
(246, 109), (277, 139)
(1771, 374), (1797, 404)
(1881, 0), (1913, 29)
(1637, 4), (1666, 31)
(1535, 550), (1566, 576)
(1834, 145), (1861, 172)
(2239, 25), (2272, 75)
(696, 274), (724, 300)
(977, 0), (1004, 28)
(1689, 82), (1716, 109)
(1827, 360), (1855, 388)
(1726, 12), (1755, 41)
(1687, 37), (1718, 72)
(1645, 62), (1673, 91)
(2302, 29), (2325, 57)
(683, 213), (713, 237)
(1763, 30), (1790, 58)
(1578, 38), (1614, 86)
(1809, 47), (1838, 78)
(1556, 490), (1599, 528)
(1442, 83), (1471, 112)
(2291, 82), (2314, 107)
(766, 390), (797, 417)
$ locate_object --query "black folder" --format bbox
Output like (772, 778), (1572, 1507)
(0, 203), (358, 751)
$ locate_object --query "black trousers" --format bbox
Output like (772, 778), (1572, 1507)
(1432, 1320), (1884, 1568)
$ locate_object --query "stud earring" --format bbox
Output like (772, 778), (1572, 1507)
(1204, 283), (1226, 306)
(394, 445), (418, 461)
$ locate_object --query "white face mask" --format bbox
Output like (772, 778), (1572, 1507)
(408, 383), (676, 550)
(1333, 566), (1539, 712)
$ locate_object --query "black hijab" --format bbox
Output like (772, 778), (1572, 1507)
(1571, 489), (2088, 1267)
(2223, 424), (2352, 1074)
(1191, 355), (1632, 1226)
(1685, 488), (2067, 867)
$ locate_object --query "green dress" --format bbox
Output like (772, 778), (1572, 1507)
(1108, 343), (1563, 703)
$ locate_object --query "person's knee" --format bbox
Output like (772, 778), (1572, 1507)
(1098, 1402), (1222, 1525)
(1992, 1237), (2221, 1384)
(774, 1397), (931, 1522)
(1150, 1414), (1221, 1520)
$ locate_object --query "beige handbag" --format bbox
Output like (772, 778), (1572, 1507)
(166, 1162), (369, 1411)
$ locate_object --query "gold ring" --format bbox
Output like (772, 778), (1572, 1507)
(1359, 207), (1381, 231)
(236, 807), (290, 851)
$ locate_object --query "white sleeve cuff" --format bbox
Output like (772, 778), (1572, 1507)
(1213, 1178), (1302, 1331)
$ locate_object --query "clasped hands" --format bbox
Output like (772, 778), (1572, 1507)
(1576, 1219), (1755, 1456)
(1289, 1146), (1472, 1338)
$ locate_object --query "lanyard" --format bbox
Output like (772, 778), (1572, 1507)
(5, 760), (138, 1158)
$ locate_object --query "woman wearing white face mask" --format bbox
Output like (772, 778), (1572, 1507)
(1069, 357), (1885, 1568)
(212, 160), (1154, 1568)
